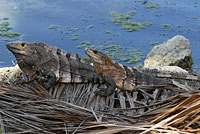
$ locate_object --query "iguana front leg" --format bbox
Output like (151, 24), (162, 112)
(15, 72), (38, 84)
(96, 74), (116, 96)
(36, 68), (57, 89)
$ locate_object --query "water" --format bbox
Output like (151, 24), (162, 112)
(0, 0), (200, 71)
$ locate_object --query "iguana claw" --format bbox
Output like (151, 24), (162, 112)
(36, 68), (56, 89)
(96, 74), (116, 96)
(96, 85), (115, 96)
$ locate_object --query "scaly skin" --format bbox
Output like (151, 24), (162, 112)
(6, 41), (105, 90)
(84, 49), (169, 92)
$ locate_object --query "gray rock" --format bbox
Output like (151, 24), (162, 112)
(144, 35), (193, 71)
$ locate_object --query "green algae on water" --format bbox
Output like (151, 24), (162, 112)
(0, 26), (12, 31)
(0, 18), (20, 38)
(81, 41), (91, 45)
(111, 11), (152, 32)
(0, 32), (20, 37)
(71, 37), (79, 40)
(0, 22), (12, 32)
(143, 22), (153, 26)
(111, 11), (130, 26)
(66, 27), (80, 32)
(1, 22), (9, 26)
(48, 25), (58, 29)
(193, 2), (199, 4)
(145, 3), (160, 9)
(151, 42), (158, 46)
(104, 30), (111, 34)
(103, 46), (144, 64)
(111, 11), (130, 21)
(3, 17), (9, 20)
(3, 39), (12, 42)
(162, 24), (171, 28)
(191, 17), (198, 20)
(128, 11), (135, 16)
(71, 34), (79, 40)
(87, 25), (94, 28)
(136, 63), (143, 68)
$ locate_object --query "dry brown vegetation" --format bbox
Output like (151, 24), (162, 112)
(0, 80), (199, 134)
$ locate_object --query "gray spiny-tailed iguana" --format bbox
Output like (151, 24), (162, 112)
(84, 49), (200, 95)
(7, 41), (111, 92)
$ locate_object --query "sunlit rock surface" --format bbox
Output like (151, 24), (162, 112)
(144, 35), (193, 71)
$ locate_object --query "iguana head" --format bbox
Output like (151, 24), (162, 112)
(84, 48), (123, 75)
(84, 49), (115, 67)
(7, 41), (59, 77)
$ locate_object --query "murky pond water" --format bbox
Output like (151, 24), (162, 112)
(0, 0), (200, 71)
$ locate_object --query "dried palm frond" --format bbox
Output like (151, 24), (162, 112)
(0, 83), (137, 133)
(0, 80), (199, 133)
(144, 93), (200, 134)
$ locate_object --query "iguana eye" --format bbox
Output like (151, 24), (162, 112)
(21, 43), (25, 47)
(93, 50), (98, 54)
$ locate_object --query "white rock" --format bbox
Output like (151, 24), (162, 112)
(144, 35), (193, 71)
(0, 65), (23, 83)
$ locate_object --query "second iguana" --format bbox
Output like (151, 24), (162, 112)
(84, 49), (171, 95)
(84, 49), (200, 96)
